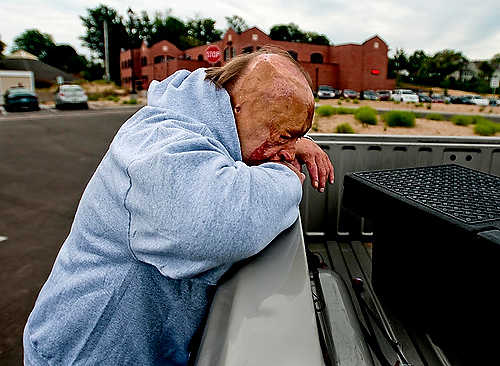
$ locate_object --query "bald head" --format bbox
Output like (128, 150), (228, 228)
(227, 54), (315, 165)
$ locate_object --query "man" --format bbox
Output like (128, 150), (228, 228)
(24, 47), (334, 365)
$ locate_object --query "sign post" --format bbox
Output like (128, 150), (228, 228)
(205, 45), (221, 64)
(491, 77), (499, 96)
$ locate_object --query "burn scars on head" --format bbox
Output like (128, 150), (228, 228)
(231, 54), (315, 165)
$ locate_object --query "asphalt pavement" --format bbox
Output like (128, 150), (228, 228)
(0, 106), (140, 364)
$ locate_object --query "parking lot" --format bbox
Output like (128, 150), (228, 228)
(0, 107), (139, 364)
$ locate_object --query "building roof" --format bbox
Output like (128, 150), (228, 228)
(0, 57), (74, 84)
(7, 50), (39, 60)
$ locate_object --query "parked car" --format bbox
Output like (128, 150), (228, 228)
(489, 98), (499, 106)
(418, 93), (432, 103)
(3, 87), (40, 112)
(375, 90), (392, 101)
(361, 90), (378, 100)
(431, 94), (445, 103)
(469, 95), (489, 106)
(391, 89), (419, 103)
(342, 89), (359, 99)
(317, 85), (338, 99)
(55, 84), (89, 109)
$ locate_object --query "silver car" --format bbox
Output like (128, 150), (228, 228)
(55, 84), (88, 109)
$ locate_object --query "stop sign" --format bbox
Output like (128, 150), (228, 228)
(205, 45), (221, 64)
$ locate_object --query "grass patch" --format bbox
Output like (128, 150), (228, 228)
(383, 110), (416, 127)
(354, 106), (377, 125)
(353, 98), (359, 104)
(316, 105), (336, 116)
(336, 123), (355, 134)
(426, 113), (446, 121)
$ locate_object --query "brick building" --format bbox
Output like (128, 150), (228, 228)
(120, 27), (395, 92)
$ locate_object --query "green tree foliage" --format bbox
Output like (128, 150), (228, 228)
(478, 60), (494, 79)
(0, 36), (5, 58)
(387, 48), (408, 78)
(12, 29), (55, 59)
(269, 23), (330, 45)
(225, 15), (249, 33)
(185, 17), (223, 46)
(82, 59), (105, 81)
(44, 45), (87, 74)
(80, 5), (128, 83)
(146, 12), (199, 50)
(429, 49), (467, 83)
(125, 8), (153, 49)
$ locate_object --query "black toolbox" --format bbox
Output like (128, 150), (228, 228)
(342, 164), (500, 364)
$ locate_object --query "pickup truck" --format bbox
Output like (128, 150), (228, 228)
(194, 133), (500, 366)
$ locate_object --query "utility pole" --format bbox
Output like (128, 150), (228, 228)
(104, 20), (110, 81)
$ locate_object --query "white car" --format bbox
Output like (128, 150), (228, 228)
(317, 85), (337, 99)
(55, 84), (89, 109)
(469, 95), (489, 106)
(391, 89), (419, 103)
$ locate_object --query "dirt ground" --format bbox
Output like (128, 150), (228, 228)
(313, 114), (485, 136)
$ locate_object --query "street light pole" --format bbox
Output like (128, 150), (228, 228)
(103, 20), (110, 81)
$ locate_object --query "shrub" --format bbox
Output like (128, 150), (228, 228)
(451, 115), (474, 126)
(426, 113), (445, 121)
(479, 106), (485, 112)
(122, 98), (138, 105)
(335, 107), (356, 114)
(445, 100), (450, 104)
(87, 93), (100, 101)
(474, 120), (500, 136)
(316, 105), (336, 116)
(416, 103), (423, 107)
(393, 100), (401, 104)
(353, 98), (359, 104)
(336, 123), (355, 134)
(354, 106), (377, 125)
(426, 104), (432, 110)
(383, 110), (416, 127)
(337, 100), (342, 105)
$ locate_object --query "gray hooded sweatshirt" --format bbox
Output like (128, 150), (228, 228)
(23, 68), (302, 365)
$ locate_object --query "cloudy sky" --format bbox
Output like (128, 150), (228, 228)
(1, 0), (499, 60)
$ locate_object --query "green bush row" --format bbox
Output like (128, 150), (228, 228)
(473, 119), (500, 136)
(426, 113), (446, 121)
(336, 123), (355, 133)
(382, 110), (416, 127)
(122, 98), (138, 105)
(316, 105), (356, 116)
(354, 106), (377, 125)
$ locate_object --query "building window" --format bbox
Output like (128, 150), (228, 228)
(242, 46), (253, 54)
(141, 57), (147, 66)
(287, 50), (298, 61)
(231, 47), (236, 58)
(198, 54), (203, 61)
(310, 53), (323, 64)
(224, 47), (229, 61)
(252, 34), (258, 41)
(154, 55), (165, 64)
(167, 55), (174, 60)
(185, 55), (191, 60)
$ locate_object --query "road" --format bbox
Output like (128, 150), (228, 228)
(0, 106), (140, 365)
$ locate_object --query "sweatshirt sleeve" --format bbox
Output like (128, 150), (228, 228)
(124, 133), (302, 279)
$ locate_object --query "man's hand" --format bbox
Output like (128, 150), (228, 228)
(275, 161), (306, 184)
(295, 138), (334, 192)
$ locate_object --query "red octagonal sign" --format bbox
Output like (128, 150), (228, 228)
(205, 45), (221, 64)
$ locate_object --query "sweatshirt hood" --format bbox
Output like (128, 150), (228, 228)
(147, 68), (242, 161)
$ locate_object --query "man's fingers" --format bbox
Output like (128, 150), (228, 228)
(317, 156), (327, 192)
(277, 161), (305, 184)
(305, 159), (319, 189)
(328, 158), (335, 184)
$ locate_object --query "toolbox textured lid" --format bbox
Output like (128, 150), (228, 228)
(353, 164), (500, 225)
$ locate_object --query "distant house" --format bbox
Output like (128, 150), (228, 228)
(120, 27), (395, 92)
(0, 50), (74, 86)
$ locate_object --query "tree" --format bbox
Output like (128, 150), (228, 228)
(388, 48), (408, 79)
(428, 50), (468, 84)
(269, 23), (330, 45)
(12, 29), (55, 59)
(225, 15), (248, 33)
(147, 12), (196, 50)
(0, 36), (5, 59)
(80, 5), (128, 83)
(125, 8), (152, 49)
(185, 17), (223, 46)
(44, 45), (87, 74)
(269, 23), (306, 43)
(478, 60), (494, 79)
